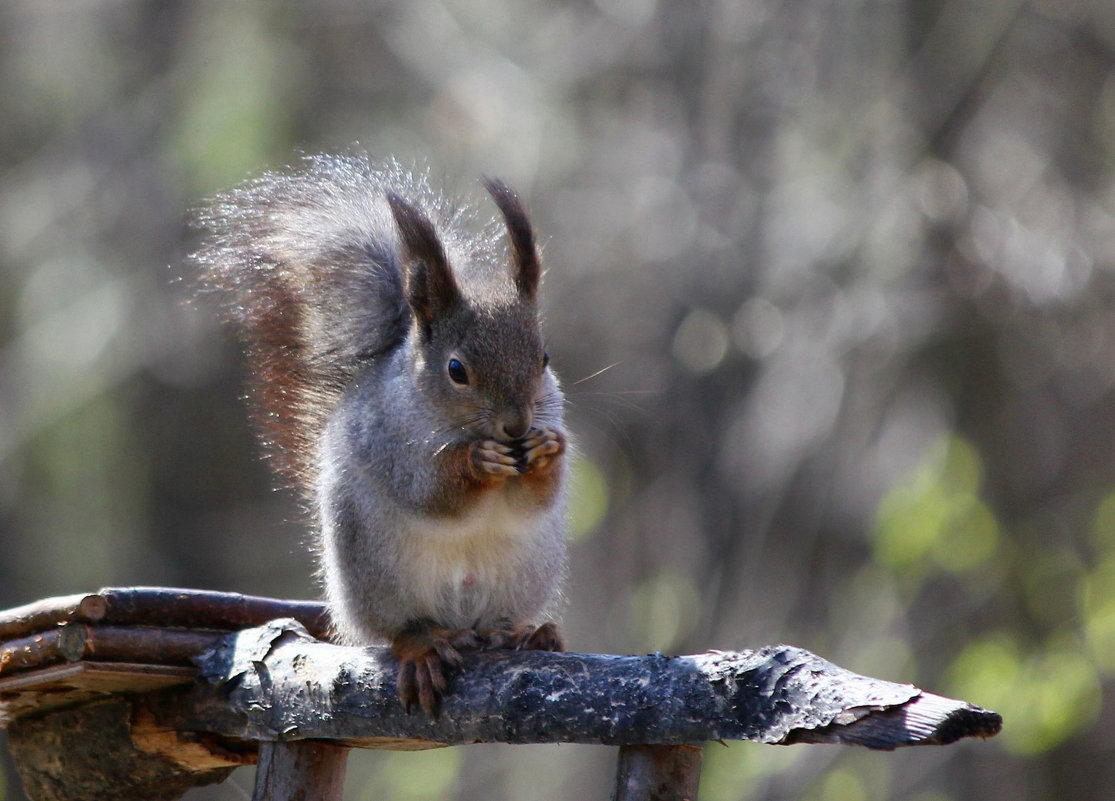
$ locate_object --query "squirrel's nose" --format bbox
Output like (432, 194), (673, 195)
(499, 411), (532, 440)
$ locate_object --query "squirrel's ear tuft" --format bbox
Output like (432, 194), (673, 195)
(483, 177), (540, 301)
(387, 191), (460, 336)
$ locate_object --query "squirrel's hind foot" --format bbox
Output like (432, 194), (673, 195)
(482, 621), (565, 652)
(392, 623), (483, 715)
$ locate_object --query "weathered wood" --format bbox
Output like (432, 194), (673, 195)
(0, 594), (105, 642)
(0, 629), (65, 676)
(6, 697), (243, 801)
(614, 745), (702, 801)
(60, 625), (227, 666)
(0, 588), (330, 643)
(0, 625), (232, 681)
(0, 662), (196, 724)
(0, 625), (225, 677)
(0, 591), (1003, 801)
(89, 588), (331, 638)
(252, 741), (348, 801)
(151, 619), (1001, 751)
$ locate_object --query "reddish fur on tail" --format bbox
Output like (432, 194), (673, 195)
(189, 156), (455, 491)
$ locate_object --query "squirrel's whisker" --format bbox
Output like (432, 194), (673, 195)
(571, 361), (621, 385)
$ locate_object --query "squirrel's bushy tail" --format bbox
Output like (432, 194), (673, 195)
(189, 153), (481, 492)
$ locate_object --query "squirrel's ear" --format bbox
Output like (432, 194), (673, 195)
(483, 177), (540, 301)
(387, 191), (461, 336)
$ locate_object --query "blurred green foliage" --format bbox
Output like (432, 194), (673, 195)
(3, 1), (1115, 799)
(947, 630), (1101, 756)
(172, 5), (295, 194)
(568, 457), (609, 541)
(875, 437), (1000, 580)
(355, 749), (461, 801)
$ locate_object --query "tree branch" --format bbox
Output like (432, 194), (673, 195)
(155, 619), (1001, 751)
(0, 587), (330, 644)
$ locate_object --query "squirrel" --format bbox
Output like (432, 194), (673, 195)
(189, 153), (568, 714)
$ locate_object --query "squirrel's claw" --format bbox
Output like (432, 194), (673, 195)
(392, 625), (482, 715)
(471, 440), (521, 479)
(482, 621), (565, 652)
(469, 428), (566, 481)
(397, 653), (446, 715)
(515, 427), (566, 475)
(523, 621), (565, 651)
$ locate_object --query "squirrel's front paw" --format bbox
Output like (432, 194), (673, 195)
(469, 440), (521, 481)
(512, 427), (566, 475)
(392, 624), (482, 716)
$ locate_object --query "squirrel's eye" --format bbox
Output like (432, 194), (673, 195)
(542, 351), (550, 369)
(447, 358), (469, 385)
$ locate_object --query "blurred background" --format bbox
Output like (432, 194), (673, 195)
(2, 1), (1114, 799)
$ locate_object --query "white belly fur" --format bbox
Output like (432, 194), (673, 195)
(397, 492), (541, 628)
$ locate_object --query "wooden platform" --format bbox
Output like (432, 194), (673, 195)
(0, 587), (1002, 801)
(0, 587), (329, 725)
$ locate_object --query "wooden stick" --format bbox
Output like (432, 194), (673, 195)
(0, 588), (331, 642)
(614, 745), (702, 801)
(64, 626), (229, 667)
(94, 588), (331, 639)
(252, 741), (348, 801)
(0, 630), (64, 675)
(1, 626), (229, 678)
(0, 594), (106, 641)
(158, 619), (1002, 751)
